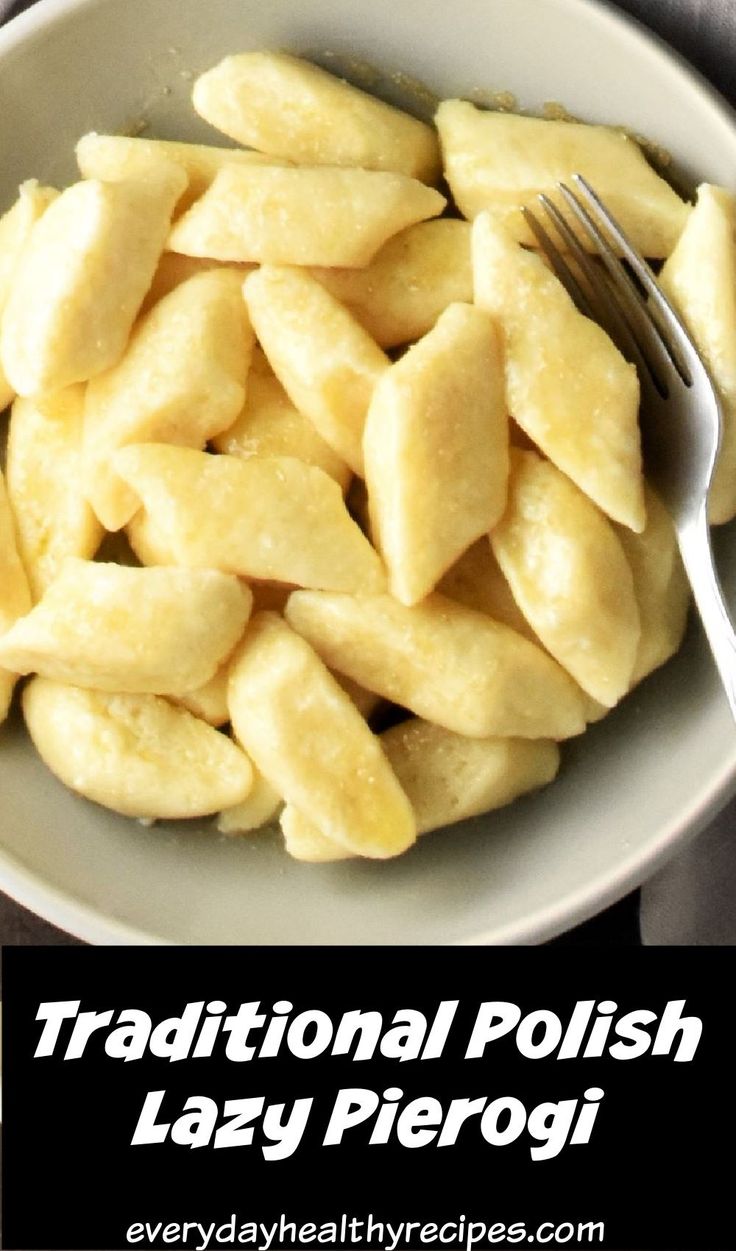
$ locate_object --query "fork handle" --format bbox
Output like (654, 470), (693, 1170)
(678, 504), (736, 723)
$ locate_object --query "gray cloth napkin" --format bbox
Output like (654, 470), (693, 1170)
(614, 0), (736, 106)
(0, 0), (735, 944)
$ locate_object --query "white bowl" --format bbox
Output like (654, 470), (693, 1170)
(1, 0), (736, 945)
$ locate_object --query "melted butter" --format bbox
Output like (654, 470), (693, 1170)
(469, 89), (519, 112)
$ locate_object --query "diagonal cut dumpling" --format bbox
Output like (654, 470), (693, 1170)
(473, 212), (645, 532)
(364, 302), (508, 604)
(0, 559), (251, 696)
(212, 348), (351, 490)
(659, 184), (736, 524)
(217, 768), (283, 836)
(76, 132), (279, 214)
(285, 590), (586, 739)
(0, 169), (186, 396)
(436, 100), (689, 257)
(227, 612), (416, 859)
(168, 164), (445, 269)
(83, 268), (254, 530)
(310, 219), (473, 349)
(281, 723), (560, 861)
(490, 449), (640, 707)
(139, 252), (255, 317)
(439, 538), (538, 643)
(174, 662), (231, 728)
(0, 180), (58, 410)
(243, 266), (389, 475)
(439, 538), (611, 724)
(114, 444), (385, 592)
(23, 678), (253, 819)
(192, 51), (440, 182)
(7, 387), (104, 599)
(615, 485), (689, 687)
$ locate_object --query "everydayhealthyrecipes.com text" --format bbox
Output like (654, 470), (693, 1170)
(34, 997), (701, 1161)
(125, 1214), (606, 1249)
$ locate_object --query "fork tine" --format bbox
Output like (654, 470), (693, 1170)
(557, 180), (685, 388)
(566, 175), (696, 385)
(534, 194), (659, 386)
(534, 196), (603, 315)
(521, 204), (595, 319)
(535, 181), (736, 727)
(528, 193), (661, 396)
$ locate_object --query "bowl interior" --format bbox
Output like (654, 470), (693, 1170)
(1, 0), (736, 944)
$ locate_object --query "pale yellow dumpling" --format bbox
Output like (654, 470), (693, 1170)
(114, 444), (385, 592)
(84, 267), (254, 530)
(193, 51), (440, 182)
(310, 219), (473, 348)
(76, 132), (278, 213)
(282, 723), (560, 862)
(227, 612), (416, 858)
(168, 165), (445, 268)
(243, 266), (389, 475)
(0, 559), (252, 697)
(473, 213), (645, 532)
(174, 663), (231, 728)
(439, 539), (538, 643)
(212, 348), (351, 491)
(1, 170), (186, 396)
(437, 100), (689, 257)
(490, 449), (640, 707)
(660, 184), (736, 524)
(615, 485), (689, 687)
(24, 678), (253, 819)
(286, 590), (586, 739)
(364, 303), (508, 604)
(217, 768), (283, 835)
(7, 388), (103, 598)
(0, 180), (58, 409)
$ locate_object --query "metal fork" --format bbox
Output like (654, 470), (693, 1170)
(523, 174), (736, 722)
